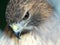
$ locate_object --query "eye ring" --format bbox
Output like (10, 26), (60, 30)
(23, 12), (29, 20)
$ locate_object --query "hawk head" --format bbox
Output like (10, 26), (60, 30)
(5, 0), (52, 38)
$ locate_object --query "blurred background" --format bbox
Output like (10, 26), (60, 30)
(47, 0), (60, 15)
(0, 0), (9, 30)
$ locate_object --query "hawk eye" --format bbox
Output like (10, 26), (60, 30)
(23, 12), (29, 20)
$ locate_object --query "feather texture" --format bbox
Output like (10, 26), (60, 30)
(0, 0), (60, 45)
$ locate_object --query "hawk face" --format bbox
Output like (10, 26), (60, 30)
(5, 0), (52, 38)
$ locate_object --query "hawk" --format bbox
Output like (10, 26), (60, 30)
(0, 0), (60, 45)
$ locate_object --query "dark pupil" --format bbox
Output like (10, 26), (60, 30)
(23, 12), (29, 20)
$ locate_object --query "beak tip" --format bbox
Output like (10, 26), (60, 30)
(14, 32), (20, 39)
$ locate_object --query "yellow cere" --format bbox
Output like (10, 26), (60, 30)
(11, 24), (18, 31)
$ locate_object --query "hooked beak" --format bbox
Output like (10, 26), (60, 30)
(9, 21), (31, 38)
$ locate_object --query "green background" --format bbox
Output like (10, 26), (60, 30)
(0, 0), (9, 29)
